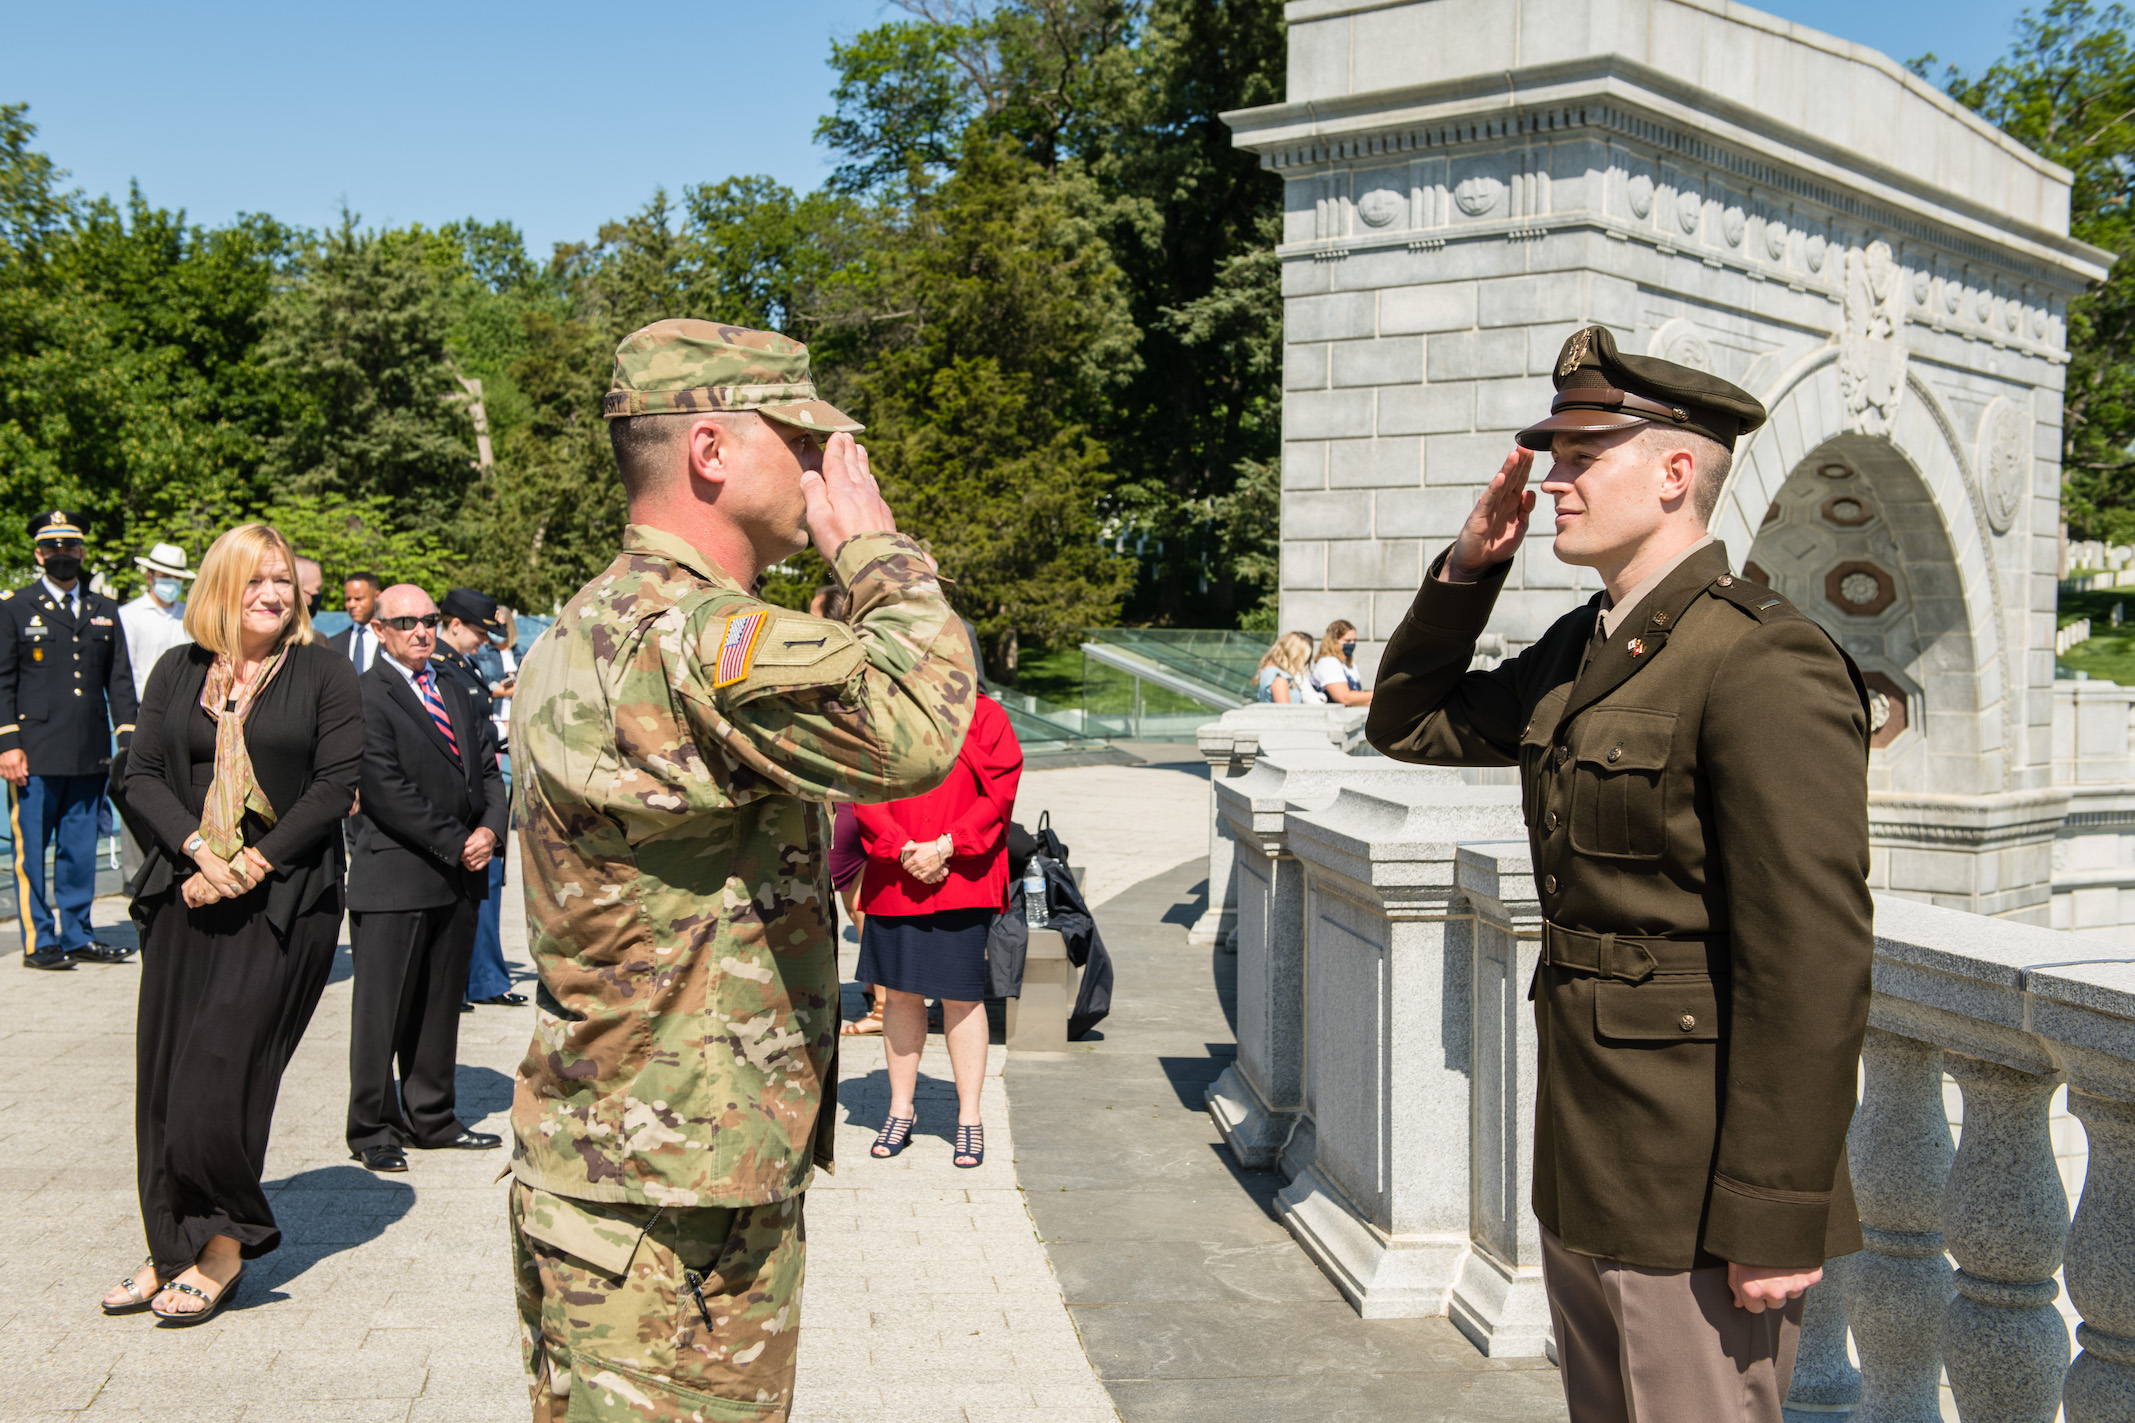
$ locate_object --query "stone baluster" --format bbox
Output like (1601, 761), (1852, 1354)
(1784, 1255), (1860, 1421)
(1447, 841), (1549, 1357)
(1191, 707), (1368, 949)
(1190, 722), (1255, 949)
(1940, 1053), (2070, 1423)
(1204, 749), (1448, 1176)
(2063, 1088), (2135, 1422)
(1277, 781), (1523, 1318)
(1844, 1028), (1954, 1423)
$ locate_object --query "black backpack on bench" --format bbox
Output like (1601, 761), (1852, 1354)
(987, 811), (1113, 1037)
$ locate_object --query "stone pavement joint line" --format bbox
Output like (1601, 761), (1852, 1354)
(0, 830), (1114, 1423)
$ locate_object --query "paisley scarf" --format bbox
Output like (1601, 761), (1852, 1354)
(196, 645), (291, 862)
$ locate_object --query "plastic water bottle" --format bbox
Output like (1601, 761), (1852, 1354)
(1023, 861), (1050, 928)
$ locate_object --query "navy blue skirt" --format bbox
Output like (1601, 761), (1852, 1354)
(856, 907), (994, 1001)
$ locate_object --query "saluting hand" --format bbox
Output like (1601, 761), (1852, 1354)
(801, 433), (898, 564)
(1442, 446), (1536, 584)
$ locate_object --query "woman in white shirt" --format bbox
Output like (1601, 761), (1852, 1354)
(1310, 620), (1372, 706)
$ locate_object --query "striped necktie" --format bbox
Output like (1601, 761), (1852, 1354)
(416, 668), (460, 758)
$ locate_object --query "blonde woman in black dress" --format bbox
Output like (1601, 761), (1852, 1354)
(101, 524), (363, 1323)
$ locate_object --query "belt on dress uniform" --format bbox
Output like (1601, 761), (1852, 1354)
(1539, 921), (1726, 983)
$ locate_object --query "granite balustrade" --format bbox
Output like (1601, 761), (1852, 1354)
(1203, 765), (2135, 1418)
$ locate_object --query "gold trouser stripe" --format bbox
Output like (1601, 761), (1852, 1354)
(7, 782), (37, 956)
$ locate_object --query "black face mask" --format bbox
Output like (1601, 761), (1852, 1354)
(41, 553), (82, 584)
(307, 591), (324, 616)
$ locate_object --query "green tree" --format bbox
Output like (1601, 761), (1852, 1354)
(0, 106), (301, 586)
(816, 0), (1287, 628)
(1919, 2), (2135, 537)
(837, 136), (1139, 670)
(263, 492), (455, 593)
(260, 213), (476, 533)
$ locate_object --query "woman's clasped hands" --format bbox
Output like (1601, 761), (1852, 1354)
(183, 846), (273, 908)
(899, 834), (953, 886)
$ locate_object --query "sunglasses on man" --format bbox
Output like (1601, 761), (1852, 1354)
(377, 614), (442, 631)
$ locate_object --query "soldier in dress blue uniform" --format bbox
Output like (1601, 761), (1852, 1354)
(1, 511), (139, 969)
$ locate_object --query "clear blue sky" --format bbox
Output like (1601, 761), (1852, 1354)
(0, 1), (2052, 259)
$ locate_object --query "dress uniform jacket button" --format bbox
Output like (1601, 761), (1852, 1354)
(1679, 1013), (1696, 1031)
(1555, 745), (1570, 765)
(1607, 746), (1622, 763)
(1545, 874), (1558, 893)
(1546, 810), (1559, 831)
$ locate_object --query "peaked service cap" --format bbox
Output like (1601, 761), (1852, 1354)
(603, 318), (863, 436)
(30, 509), (86, 543)
(1516, 325), (1766, 452)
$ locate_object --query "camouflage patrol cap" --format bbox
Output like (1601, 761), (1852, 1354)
(603, 318), (863, 436)
(1517, 325), (1766, 452)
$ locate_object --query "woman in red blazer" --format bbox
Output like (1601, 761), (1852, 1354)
(853, 692), (1022, 1167)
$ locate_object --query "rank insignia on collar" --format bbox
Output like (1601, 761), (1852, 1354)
(1627, 638), (1648, 657)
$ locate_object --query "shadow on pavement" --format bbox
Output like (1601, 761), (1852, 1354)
(1161, 877), (1210, 929)
(247, 1164), (417, 1308)
(455, 1063), (516, 1123)
(1007, 855), (1568, 1423)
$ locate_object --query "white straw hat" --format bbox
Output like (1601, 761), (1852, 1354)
(134, 542), (197, 580)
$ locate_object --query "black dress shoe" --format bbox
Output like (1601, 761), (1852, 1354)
(425, 1130), (502, 1151)
(68, 940), (137, 965)
(351, 1144), (408, 1173)
(460, 1001), (475, 1013)
(473, 992), (528, 1006)
(22, 947), (75, 971)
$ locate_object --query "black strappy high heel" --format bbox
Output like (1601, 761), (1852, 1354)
(953, 1123), (984, 1169)
(871, 1114), (915, 1158)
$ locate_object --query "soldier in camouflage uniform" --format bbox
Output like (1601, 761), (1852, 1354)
(508, 319), (977, 1422)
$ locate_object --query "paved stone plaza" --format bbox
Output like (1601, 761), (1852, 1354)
(0, 753), (1571, 1422)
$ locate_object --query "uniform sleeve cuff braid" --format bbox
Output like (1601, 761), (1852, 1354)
(1701, 1172), (1835, 1269)
(1409, 546), (1513, 633)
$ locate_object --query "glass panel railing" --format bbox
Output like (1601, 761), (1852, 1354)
(1080, 628), (1269, 706)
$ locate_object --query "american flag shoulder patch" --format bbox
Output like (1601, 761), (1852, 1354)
(712, 609), (769, 688)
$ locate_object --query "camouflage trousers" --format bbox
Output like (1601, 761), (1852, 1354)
(509, 1180), (806, 1422)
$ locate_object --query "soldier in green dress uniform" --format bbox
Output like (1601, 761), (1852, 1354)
(1367, 326), (1874, 1423)
(506, 320), (976, 1422)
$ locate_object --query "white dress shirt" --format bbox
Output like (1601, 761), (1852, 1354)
(118, 592), (191, 700)
(41, 575), (80, 619)
(345, 621), (379, 673)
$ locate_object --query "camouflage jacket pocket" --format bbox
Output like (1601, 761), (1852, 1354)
(515, 1184), (650, 1276)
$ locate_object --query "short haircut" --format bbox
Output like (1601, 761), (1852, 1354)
(345, 571), (382, 592)
(609, 412), (702, 502)
(1638, 426), (1734, 525)
(294, 555), (321, 576)
(185, 524), (316, 655)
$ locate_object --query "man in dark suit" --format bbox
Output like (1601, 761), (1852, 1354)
(345, 583), (507, 1172)
(326, 571), (383, 673)
(0, 510), (139, 970)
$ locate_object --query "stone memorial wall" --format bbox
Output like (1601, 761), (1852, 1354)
(1226, 0), (2135, 930)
